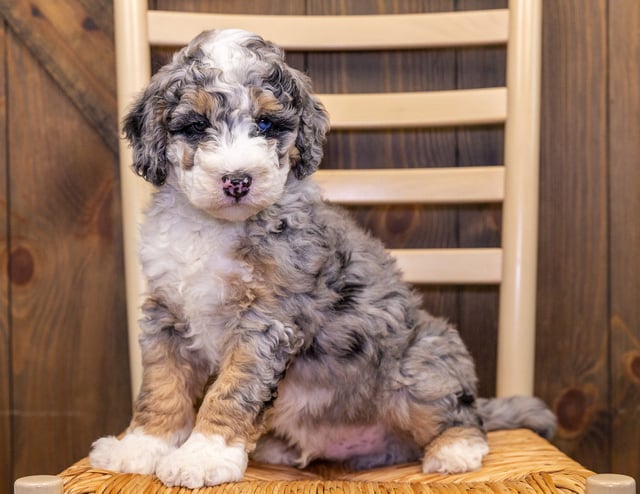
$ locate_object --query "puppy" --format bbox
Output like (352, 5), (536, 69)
(90, 29), (556, 488)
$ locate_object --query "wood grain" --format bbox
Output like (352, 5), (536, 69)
(0, 0), (118, 152)
(608, 0), (640, 480)
(7, 33), (130, 478)
(0, 18), (13, 494)
(536, 0), (610, 473)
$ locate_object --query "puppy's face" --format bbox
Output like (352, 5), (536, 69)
(124, 29), (330, 221)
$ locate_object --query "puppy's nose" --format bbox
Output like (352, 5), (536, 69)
(222, 174), (252, 200)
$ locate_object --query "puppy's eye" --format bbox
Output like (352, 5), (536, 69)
(170, 116), (210, 139)
(257, 117), (274, 133)
(182, 120), (210, 137)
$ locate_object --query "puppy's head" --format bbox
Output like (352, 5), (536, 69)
(123, 29), (330, 221)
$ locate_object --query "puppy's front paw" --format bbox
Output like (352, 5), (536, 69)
(422, 429), (489, 474)
(89, 428), (174, 474)
(155, 432), (248, 488)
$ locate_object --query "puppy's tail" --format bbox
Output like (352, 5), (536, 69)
(477, 396), (557, 440)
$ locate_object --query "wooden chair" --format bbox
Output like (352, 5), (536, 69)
(17, 1), (633, 493)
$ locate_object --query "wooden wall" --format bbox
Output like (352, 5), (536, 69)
(0, 2), (130, 492)
(0, 0), (639, 491)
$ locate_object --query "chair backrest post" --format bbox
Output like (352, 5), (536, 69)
(114, 0), (153, 402)
(496, 0), (543, 397)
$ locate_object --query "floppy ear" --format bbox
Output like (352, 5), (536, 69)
(289, 69), (330, 179)
(122, 75), (173, 186)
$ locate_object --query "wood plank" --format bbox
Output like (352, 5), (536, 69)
(536, 0), (610, 472)
(608, 0), (640, 480)
(0, 18), (13, 494)
(152, 1), (305, 18)
(314, 167), (505, 204)
(0, 0), (118, 152)
(320, 88), (507, 129)
(7, 33), (130, 479)
(148, 9), (509, 49)
(392, 248), (502, 285)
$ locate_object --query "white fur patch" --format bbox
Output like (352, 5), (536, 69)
(198, 29), (260, 76)
(155, 432), (248, 488)
(89, 428), (174, 474)
(139, 190), (250, 364)
(422, 435), (489, 474)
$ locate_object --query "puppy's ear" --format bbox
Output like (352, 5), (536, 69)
(122, 76), (172, 186)
(289, 69), (330, 179)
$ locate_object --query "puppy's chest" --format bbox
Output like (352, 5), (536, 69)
(140, 213), (251, 318)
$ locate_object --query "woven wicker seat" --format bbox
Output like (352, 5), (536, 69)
(41, 1), (611, 493)
(59, 430), (593, 494)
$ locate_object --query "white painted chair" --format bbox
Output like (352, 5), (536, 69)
(25, 1), (634, 493)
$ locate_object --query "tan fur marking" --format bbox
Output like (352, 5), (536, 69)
(385, 399), (443, 447)
(186, 89), (218, 117)
(251, 88), (285, 116)
(194, 343), (267, 450)
(131, 336), (209, 440)
(179, 146), (195, 170)
(170, 89), (218, 172)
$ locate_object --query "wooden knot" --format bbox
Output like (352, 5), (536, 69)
(82, 17), (98, 31)
(384, 205), (418, 236)
(9, 247), (35, 285)
(556, 387), (588, 435)
(624, 351), (640, 384)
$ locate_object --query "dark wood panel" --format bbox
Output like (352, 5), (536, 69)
(7, 33), (130, 478)
(153, 0), (304, 13)
(0, 18), (13, 494)
(537, 0), (610, 472)
(0, 0), (118, 152)
(608, 0), (640, 480)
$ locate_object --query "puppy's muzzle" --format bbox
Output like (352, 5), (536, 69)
(222, 174), (252, 200)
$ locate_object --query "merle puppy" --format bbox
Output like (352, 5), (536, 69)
(90, 29), (555, 488)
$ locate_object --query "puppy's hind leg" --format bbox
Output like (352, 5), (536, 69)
(252, 433), (301, 466)
(90, 298), (209, 475)
(387, 315), (488, 474)
(389, 395), (488, 474)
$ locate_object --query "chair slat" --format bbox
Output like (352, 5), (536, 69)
(315, 167), (504, 204)
(148, 10), (509, 50)
(391, 248), (503, 284)
(320, 88), (507, 129)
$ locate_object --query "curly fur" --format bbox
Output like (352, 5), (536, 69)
(90, 29), (556, 488)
